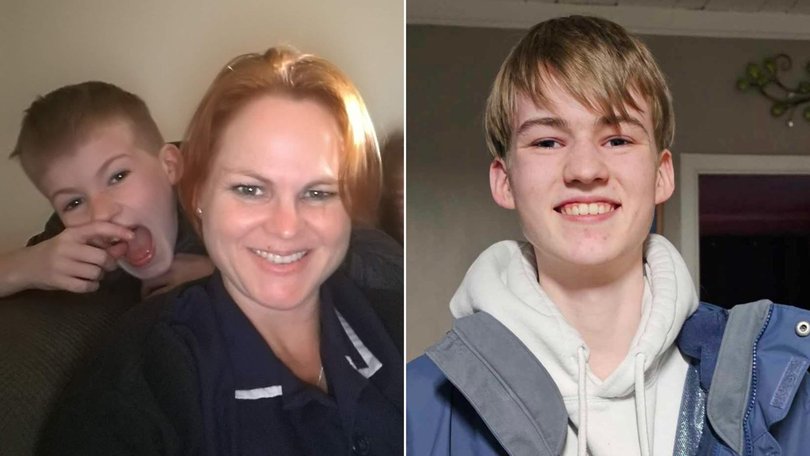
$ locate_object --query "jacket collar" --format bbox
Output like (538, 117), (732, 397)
(678, 300), (777, 455)
(427, 311), (567, 456)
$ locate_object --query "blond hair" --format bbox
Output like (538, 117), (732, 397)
(484, 15), (674, 159)
(178, 47), (381, 234)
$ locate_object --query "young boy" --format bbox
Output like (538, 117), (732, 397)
(0, 81), (212, 299)
(407, 16), (810, 456)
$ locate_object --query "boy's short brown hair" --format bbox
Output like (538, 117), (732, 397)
(178, 46), (381, 233)
(484, 15), (674, 159)
(10, 81), (164, 182)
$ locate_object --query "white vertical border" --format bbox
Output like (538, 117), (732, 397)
(679, 153), (810, 290)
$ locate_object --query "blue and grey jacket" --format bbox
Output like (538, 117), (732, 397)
(407, 300), (810, 456)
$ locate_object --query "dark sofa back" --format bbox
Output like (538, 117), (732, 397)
(0, 283), (139, 455)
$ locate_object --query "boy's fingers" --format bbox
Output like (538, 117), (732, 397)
(62, 277), (100, 294)
(101, 255), (118, 272)
(75, 245), (113, 269)
(106, 241), (128, 259)
(71, 263), (104, 281)
(73, 221), (135, 246)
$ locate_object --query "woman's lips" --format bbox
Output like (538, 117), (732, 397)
(251, 249), (308, 264)
(250, 248), (311, 275)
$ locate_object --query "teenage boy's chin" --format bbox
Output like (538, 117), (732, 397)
(547, 238), (646, 270)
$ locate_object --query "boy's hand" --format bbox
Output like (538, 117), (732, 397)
(141, 254), (215, 299)
(16, 221), (135, 294)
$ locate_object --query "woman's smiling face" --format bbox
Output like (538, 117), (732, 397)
(197, 95), (351, 314)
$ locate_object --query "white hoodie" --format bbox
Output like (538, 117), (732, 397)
(450, 234), (699, 456)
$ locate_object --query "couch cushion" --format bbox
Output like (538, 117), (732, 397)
(0, 280), (139, 455)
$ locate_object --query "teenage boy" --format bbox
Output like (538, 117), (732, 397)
(408, 16), (810, 456)
(0, 81), (212, 299)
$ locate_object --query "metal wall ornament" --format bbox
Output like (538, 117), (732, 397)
(736, 54), (810, 127)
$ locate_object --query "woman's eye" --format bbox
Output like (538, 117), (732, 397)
(531, 139), (562, 149)
(304, 190), (337, 201)
(63, 198), (83, 212)
(109, 170), (130, 184)
(233, 184), (264, 197)
(606, 137), (631, 147)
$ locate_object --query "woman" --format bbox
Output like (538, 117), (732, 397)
(40, 48), (402, 455)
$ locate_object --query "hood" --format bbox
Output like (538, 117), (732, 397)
(449, 234), (699, 399)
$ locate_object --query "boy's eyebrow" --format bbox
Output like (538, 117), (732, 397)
(516, 117), (569, 136)
(49, 186), (80, 201)
(96, 153), (129, 179)
(48, 153), (129, 200)
(516, 115), (650, 137)
(598, 115), (649, 135)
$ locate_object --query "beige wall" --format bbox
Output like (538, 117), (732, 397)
(0, 0), (403, 250)
(407, 24), (810, 359)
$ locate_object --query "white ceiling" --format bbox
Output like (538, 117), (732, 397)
(408, 0), (810, 40)
(559, 0), (808, 14)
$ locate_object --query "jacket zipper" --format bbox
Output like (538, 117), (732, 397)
(742, 304), (773, 456)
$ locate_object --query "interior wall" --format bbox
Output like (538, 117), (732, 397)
(407, 24), (810, 359)
(0, 0), (403, 250)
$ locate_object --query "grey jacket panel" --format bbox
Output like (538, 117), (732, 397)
(707, 300), (772, 455)
(427, 312), (567, 456)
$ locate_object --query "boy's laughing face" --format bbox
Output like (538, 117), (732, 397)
(490, 82), (674, 275)
(37, 120), (180, 279)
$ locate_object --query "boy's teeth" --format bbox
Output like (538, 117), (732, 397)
(253, 249), (306, 264)
(561, 202), (615, 216)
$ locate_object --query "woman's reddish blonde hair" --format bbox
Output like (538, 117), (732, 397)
(178, 47), (381, 235)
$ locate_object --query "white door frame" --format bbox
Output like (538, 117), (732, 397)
(680, 153), (810, 290)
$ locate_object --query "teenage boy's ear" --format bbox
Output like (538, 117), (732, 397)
(490, 158), (516, 210)
(159, 143), (183, 185)
(654, 149), (675, 205)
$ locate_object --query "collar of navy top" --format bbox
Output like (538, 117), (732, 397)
(203, 272), (383, 401)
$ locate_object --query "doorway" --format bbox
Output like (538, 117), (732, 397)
(680, 154), (810, 309)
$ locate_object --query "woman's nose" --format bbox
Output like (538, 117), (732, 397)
(265, 200), (302, 239)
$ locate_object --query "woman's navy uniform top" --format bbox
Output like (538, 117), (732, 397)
(39, 270), (403, 455)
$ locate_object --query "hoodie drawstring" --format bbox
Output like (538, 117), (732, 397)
(634, 353), (651, 456)
(578, 350), (652, 456)
(577, 346), (588, 456)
